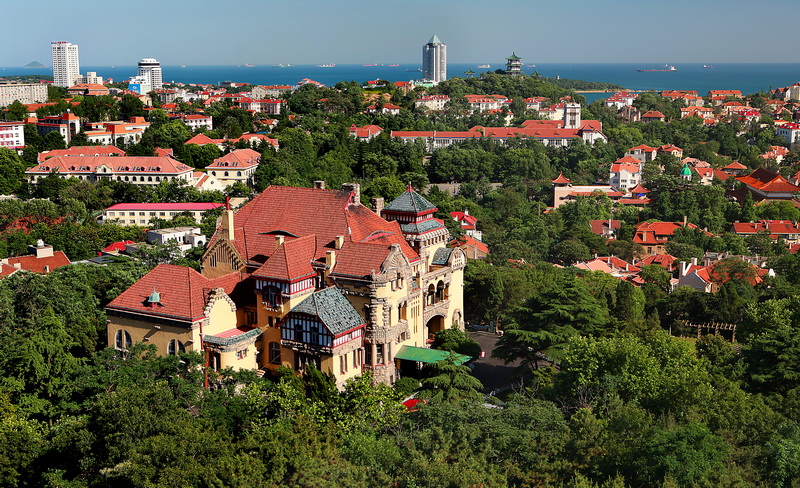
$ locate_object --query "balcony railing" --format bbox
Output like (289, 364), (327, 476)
(423, 299), (449, 323)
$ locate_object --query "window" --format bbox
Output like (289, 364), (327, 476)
(247, 310), (258, 326)
(263, 286), (283, 307)
(269, 342), (281, 364)
(353, 349), (359, 368)
(115, 329), (132, 350)
(168, 339), (185, 355)
(376, 344), (385, 365)
(236, 349), (248, 360)
(365, 346), (372, 365)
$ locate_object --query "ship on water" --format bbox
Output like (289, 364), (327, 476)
(637, 64), (677, 72)
(317, 63), (335, 68)
(477, 64), (490, 69)
(272, 64), (293, 68)
(363, 63), (378, 67)
(703, 64), (714, 69)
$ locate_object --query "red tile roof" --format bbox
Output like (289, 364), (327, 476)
(207, 149), (261, 169)
(209, 186), (420, 279)
(737, 168), (800, 194)
(551, 172), (572, 184)
(4, 251), (70, 275)
(38, 145), (125, 162)
(252, 235), (317, 282)
(107, 264), (246, 322)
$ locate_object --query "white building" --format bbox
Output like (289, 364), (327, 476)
(422, 34), (446, 84)
(0, 82), (48, 106)
(76, 72), (103, 85)
(0, 122), (24, 151)
(103, 203), (223, 227)
(776, 122), (800, 149)
(609, 157), (642, 191)
(205, 149), (260, 187)
(138, 58), (163, 91)
(146, 226), (206, 253)
(26, 155), (194, 185)
(414, 95), (450, 111)
(51, 41), (80, 88)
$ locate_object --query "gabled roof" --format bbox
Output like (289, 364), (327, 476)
(290, 286), (364, 336)
(106, 264), (245, 322)
(252, 235), (317, 282)
(207, 149), (261, 169)
(737, 168), (800, 193)
(552, 172), (572, 184)
(383, 188), (437, 214)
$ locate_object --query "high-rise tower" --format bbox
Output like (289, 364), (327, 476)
(138, 58), (163, 90)
(51, 41), (80, 88)
(422, 34), (446, 84)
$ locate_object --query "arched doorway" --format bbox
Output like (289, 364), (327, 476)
(426, 315), (446, 341)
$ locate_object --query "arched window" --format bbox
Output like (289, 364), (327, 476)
(224, 171), (229, 177)
(115, 329), (132, 350)
(237, 171), (242, 177)
(168, 339), (185, 355)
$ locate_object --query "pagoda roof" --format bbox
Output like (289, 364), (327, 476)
(551, 172), (572, 184)
(506, 53), (522, 60)
(383, 188), (437, 214)
(629, 183), (650, 194)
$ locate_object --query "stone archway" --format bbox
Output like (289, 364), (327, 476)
(426, 315), (446, 341)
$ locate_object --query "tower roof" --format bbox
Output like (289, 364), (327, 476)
(680, 163), (693, 176)
(290, 287), (364, 336)
(507, 53), (522, 61)
(551, 172), (572, 184)
(429, 34), (442, 44)
(383, 187), (438, 214)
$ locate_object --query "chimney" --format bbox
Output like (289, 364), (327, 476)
(334, 235), (344, 250)
(30, 240), (54, 258)
(325, 250), (336, 275)
(679, 260), (690, 278)
(342, 183), (360, 204)
(220, 208), (235, 241)
(691, 257), (698, 266)
(313, 180), (326, 189)
(371, 197), (384, 215)
(275, 235), (285, 249)
(683, 215), (688, 227)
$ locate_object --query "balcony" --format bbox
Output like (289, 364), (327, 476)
(423, 300), (449, 323)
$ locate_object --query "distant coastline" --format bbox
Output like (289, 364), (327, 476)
(3, 63), (796, 97)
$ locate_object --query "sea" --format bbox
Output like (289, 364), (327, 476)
(4, 63), (800, 103)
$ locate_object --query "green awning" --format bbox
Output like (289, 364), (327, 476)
(395, 346), (470, 365)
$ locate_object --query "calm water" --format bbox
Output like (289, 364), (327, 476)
(4, 63), (799, 100)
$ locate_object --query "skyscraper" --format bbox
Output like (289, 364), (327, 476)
(137, 58), (163, 91)
(51, 41), (80, 88)
(422, 34), (446, 84)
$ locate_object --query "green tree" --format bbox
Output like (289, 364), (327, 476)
(419, 353), (483, 403)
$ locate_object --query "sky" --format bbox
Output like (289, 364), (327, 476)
(4, 0), (800, 67)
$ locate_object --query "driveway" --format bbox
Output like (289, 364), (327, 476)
(469, 331), (524, 394)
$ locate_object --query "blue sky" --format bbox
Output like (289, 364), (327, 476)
(5, 0), (800, 66)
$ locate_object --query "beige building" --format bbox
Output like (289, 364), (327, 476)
(0, 81), (48, 106)
(106, 183), (465, 387)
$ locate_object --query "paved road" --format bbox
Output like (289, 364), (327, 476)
(469, 331), (523, 393)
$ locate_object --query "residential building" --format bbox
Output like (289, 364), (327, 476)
(450, 210), (482, 241)
(422, 34), (447, 84)
(0, 81), (47, 106)
(708, 89), (742, 99)
(250, 85), (293, 98)
(609, 156), (642, 191)
(147, 226), (207, 252)
(0, 240), (70, 278)
(677, 257), (769, 293)
(551, 172), (621, 209)
(628, 144), (658, 162)
(776, 122), (800, 148)
(589, 219), (621, 239)
(38, 145), (125, 162)
(449, 235), (488, 260)
(67, 83), (109, 97)
(102, 202), (224, 226)
(75, 72), (103, 85)
(106, 183), (466, 387)
(641, 110), (666, 123)
(138, 58), (163, 91)
(51, 41), (80, 88)
(349, 125), (382, 142)
(175, 114), (213, 131)
(605, 91), (638, 109)
(205, 149), (261, 187)
(0, 121), (24, 151)
(414, 95), (450, 111)
(26, 155), (194, 185)
(35, 112), (81, 144)
(634, 221), (705, 254)
(618, 105), (641, 123)
(732, 167), (800, 205)
(731, 220), (800, 245)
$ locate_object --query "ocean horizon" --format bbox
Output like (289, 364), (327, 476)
(4, 63), (799, 101)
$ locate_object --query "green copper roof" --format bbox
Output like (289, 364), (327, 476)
(291, 287), (364, 336)
(431, 247), (453, 266)
(401, 219), (446, 235)
(395, 345), (471, 364)
(507, 52), (522, 61)
(680, 163), (692, 176)
(384, 189), (437, 214)
(465, 68), (475, 74)
(429, 34), (442, 44)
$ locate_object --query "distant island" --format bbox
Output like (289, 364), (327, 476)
(24, 61), (45, 68)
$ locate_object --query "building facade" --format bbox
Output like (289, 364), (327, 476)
(102, 202), (224, 226)
(51, 41), (80, 88)
(0, 122), (24, 151)
(0, 81), (48, 106)
(138, 58), (163, 91)
(26, 155), (194, 185)
(106, 183), (466, 387)
(422, 34), (447, 84)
